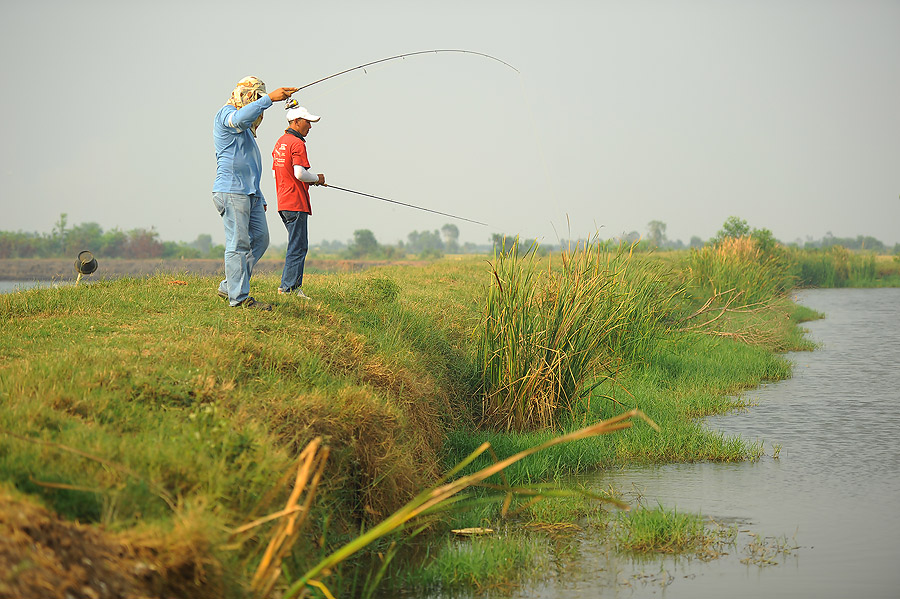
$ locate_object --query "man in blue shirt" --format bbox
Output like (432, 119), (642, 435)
(213, 76), (298, 310)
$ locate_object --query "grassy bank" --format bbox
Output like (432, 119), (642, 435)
(0, 264), (484, 597)
(0, 245), (818, 597)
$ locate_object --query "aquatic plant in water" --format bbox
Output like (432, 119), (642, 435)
(615, 506), (736, 557)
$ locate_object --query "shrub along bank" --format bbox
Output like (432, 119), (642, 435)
(0, 243), (819, 597)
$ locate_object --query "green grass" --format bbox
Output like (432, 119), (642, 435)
(396, 532), (545, 593)
(616, 506), (712, 553)
(0, 265), (488, 595)
(790, 246), (873, 287)
(519, 483), (613, 524)
(0, 251), (820, 596)
(788, 247), (900, 288)
(444, 330), (790, 492)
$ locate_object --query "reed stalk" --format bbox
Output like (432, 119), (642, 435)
(246, 438), (330, 599)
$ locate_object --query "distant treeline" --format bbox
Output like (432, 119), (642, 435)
(0, 216), (495, 261)
(0, 215), (223, 260)
(316, 224), (495, 259)
(2, 214), (898, 261)
(609, 217), (900, 254)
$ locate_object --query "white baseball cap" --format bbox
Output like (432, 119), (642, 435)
(286, 105), (321, 122)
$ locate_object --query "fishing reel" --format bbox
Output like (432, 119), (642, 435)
(285, 98), (299, 110)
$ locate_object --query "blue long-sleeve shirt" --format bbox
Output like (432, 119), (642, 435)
(212, 94), (273, 196)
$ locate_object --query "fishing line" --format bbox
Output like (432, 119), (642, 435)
(324, 184), (490, 227)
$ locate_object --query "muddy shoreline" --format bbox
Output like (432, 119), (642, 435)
(0, 258), (416, 281)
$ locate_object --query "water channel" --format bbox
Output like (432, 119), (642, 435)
(0, 280), (64, 294)
(507, 288), (900, 598)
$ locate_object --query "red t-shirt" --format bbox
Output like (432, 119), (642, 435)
(272, 131), (312, 213)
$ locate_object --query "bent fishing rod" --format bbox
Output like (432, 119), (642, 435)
(292, 49), (515, 228)
(296, 49), (519, 91)
(323, 184), (489, 227)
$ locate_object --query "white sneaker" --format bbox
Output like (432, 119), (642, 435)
(277, 287), (311, 300)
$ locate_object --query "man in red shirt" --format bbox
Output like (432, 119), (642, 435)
(272, 102), (326, 299)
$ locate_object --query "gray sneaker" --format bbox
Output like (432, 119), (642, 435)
(217, 288), (228, 299)
(234, 297), (272, 311)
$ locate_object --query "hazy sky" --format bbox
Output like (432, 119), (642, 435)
(2, 0), (898, 248)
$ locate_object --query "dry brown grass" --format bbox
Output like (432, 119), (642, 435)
(238, 439), (330, 599)
(676, 289), (804, 351)
(250, 389), (436, 522)
(714, 236), (761, 261)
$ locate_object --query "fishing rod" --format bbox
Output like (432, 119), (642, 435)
(297, 49), (519, 91)
(324, 184), (489, 227)
(295, 50), (514, 228)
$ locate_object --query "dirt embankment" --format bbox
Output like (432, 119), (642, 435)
(0, 258), (424, 281)
(0, 490), (222, 599)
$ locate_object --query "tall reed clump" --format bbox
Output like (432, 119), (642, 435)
(475, 238), (680, 432)
(789, 246), (877, 287)
(687, 236), (792, 303)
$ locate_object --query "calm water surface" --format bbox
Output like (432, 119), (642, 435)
(512, 288), (900, 598)
(0, 280), (65, 293)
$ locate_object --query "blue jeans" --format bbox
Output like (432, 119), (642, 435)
(279, 210), (309, 292)
(213, 192), (269, 306)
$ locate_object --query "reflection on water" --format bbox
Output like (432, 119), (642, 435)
(513, 289), (900, 598)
